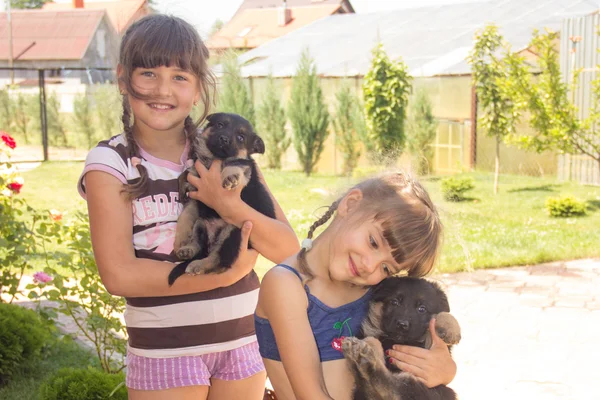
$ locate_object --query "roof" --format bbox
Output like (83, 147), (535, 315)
(236, 0), (354, 13)
(207, 4), (341, 50)
(234, 0), (599, 78)
(43, 0), (147, 33)
(0, 10), (107, 61)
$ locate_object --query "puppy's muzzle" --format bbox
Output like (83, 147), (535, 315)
(219, 136), (230, 146)
(396, 320), (410, 331)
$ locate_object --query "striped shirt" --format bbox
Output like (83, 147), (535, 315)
(78, 133), (260, 358)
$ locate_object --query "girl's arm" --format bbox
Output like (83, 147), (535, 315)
(260, 267), (333, 400)
(85, 170), (257, 298)
(387, 318), (457, 388)
(187, 160), (300, 263)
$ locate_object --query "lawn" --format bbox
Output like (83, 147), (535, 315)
(17, 161), (600, 277)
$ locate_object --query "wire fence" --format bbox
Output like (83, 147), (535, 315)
(1, 67), (117, 163)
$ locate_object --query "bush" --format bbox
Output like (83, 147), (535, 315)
(0, 303), (51, 384)
(441, 176), (475, 202)
(39, 367), (126, 400)
(545, 195), (587, 218)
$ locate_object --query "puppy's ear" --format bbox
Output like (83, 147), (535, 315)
(252, 136), (265, 154)
(371, 277), (401, 303)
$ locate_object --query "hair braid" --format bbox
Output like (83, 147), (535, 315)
(296, 200), (340, 280)
(120, 96), (149, 200)
(183, 116), (198, 161)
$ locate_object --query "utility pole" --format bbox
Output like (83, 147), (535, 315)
(7, 0), (15, 84)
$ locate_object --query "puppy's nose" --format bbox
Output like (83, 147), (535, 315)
(219, 136), (229, 146)
(396, 320), (409, 330)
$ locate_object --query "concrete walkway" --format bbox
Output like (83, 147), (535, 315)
(7, 258), (599, 399)
(442, 258), (600, 400)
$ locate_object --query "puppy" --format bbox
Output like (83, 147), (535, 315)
(168, 113), (276, 285)
(342, 277), (461, 400)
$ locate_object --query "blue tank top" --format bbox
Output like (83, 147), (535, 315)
(254, 264), (372, 362)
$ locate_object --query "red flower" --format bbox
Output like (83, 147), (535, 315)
(1, 132), (16, 149)
(7, 181), (23, 194)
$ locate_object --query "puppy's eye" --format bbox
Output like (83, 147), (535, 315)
(217, 122), (224, 129)
(417, 305), (427, 314)
(390, 298), (401, 306)
(237, 135), (245, 143)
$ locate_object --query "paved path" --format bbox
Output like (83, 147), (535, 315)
(7, 258), (599, 399)
(442, 258), (600, 400)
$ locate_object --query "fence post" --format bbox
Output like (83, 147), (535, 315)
(38, 69), (48, 161)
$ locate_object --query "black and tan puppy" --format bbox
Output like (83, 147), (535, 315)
(168, 113), (275, 285)
(342, 277), (461, 400)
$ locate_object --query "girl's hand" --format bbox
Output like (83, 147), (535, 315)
(387, 318), (457, 388)
(187, 160), (244, 225)
(221, 221), (259, 285)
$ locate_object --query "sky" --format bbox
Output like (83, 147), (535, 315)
(1, 0), (486, 36)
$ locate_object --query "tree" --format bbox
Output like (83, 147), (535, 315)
(12, 93), (35, 144)
(10, 0), (50, 9)
(218, 53), (255, 127)
(406, 87), (438, 175)
(468, 24), (521, 194)
(0, 89), (12, 131)
(332, 80), (364, 175)
(209, 19), (224, 37)
(93, 84), (122, 141)
(256, 74), (290, 169)
(73, 93), (96, 149)
(363, 43), (412, 165)
(288, 49), (330, 176)
(507, 29), (600, 177)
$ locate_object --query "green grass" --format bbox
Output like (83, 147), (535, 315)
(17, 162), (600, 276)
(0, 336), (100, 400)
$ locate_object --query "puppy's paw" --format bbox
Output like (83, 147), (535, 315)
(176, 245), (199, 260)
(185, 259), (210, 275)
(342, 337), (382, 374)
(222, 173), (240, 190)
(434, 312), (461, 345)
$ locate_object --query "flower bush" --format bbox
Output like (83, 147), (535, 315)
(1, 130), (126, 374)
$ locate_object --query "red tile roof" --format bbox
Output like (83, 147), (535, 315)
(208, 5), (341, 50)
(43, 0), (148, 33)
(0, 10), (106, 61)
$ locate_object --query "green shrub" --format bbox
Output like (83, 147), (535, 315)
(0, 303), (51, 384)
(39, 367), (126, 400)
(441, 176), (475, 201)
(545, 195), (587, 218)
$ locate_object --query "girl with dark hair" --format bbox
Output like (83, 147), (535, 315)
(77, 14), (298, 400)
(255, 173), (456, 400)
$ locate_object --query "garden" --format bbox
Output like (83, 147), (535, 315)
(1, 25), (600, 400)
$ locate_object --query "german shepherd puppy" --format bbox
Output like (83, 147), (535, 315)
(342, 277), (461, 400)
(168, 113), (276, 285)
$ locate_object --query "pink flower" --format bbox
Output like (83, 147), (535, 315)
(33, 271), (53, 284)
(1, 132), (16, 149)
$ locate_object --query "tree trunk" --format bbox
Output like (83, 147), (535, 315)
(494, 136), (500, 195)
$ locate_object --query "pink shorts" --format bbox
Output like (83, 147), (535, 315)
(126, 341), (265, 390)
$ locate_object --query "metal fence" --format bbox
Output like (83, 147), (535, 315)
(558, 14), (600, 186)
(0, 67), (116, 163)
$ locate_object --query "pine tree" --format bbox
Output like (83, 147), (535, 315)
(256, 74), (290, 169)
(288, 49), (330, 176)
(407, 87), (438, 175)
(332, 81), (364, 175)
(218, 53), (255, 127)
